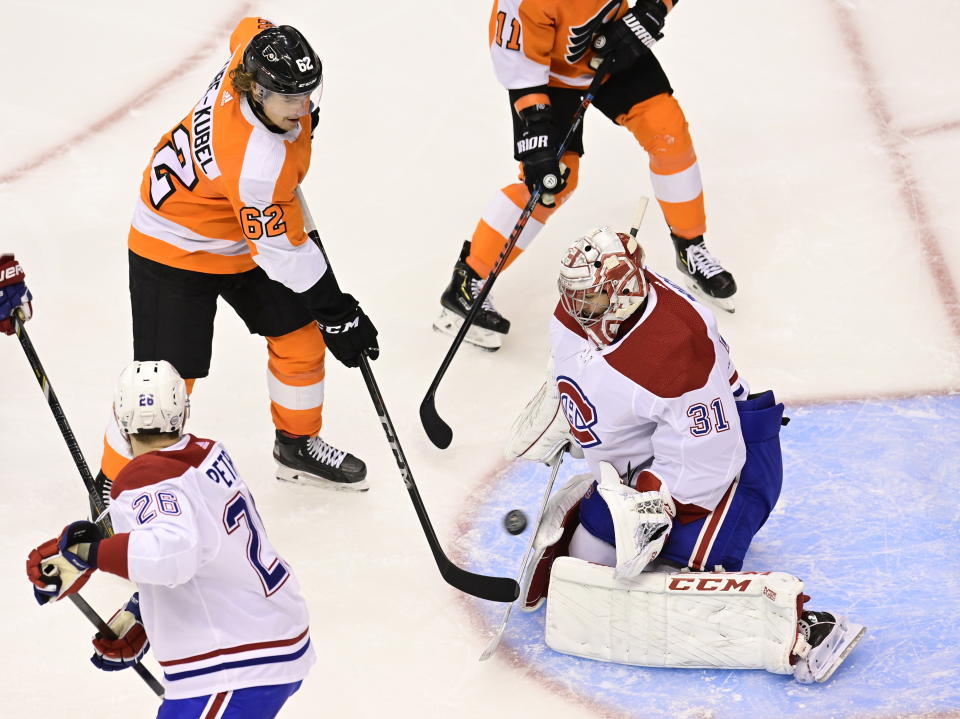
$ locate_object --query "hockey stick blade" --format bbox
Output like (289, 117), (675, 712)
(441, 559), (519, 603)
(294, 188), (518, 602)
(419, 391), (452, 449)
(418, 66), (608, 450)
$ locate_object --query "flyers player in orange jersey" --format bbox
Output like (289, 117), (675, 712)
(95, 18), (379, 509)
(435, 1), (737, 351)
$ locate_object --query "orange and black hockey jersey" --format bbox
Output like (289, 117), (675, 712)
(128, 17), (327, 293)
(489, 0), (629, 90)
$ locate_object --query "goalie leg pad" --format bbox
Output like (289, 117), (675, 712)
(519, 472), (594, 611)
(545, 558), (803, 675)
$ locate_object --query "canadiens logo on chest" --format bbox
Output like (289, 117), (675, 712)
(565, 0), (623, 64)
(556, 375), (602, 448)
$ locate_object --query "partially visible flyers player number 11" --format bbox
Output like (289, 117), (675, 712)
(436, 0), (738, 353)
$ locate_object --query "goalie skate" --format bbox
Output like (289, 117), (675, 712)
(792, 611), (866, 684)
(274, 432), (369, 492)
(433, 307), (504, 352)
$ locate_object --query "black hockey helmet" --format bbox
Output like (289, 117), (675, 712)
(242, 26), (322, 95)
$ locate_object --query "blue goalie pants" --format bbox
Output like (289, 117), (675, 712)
(578, 390), (785, 571)
(156, 681), (302, 719)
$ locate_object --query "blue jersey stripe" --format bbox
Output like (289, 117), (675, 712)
(163, 639), (311, 682)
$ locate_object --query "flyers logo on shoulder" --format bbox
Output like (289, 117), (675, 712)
(565, 0), (623, 64)
(556, 375), (602, 448)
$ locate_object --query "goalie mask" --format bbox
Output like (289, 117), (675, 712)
(558, 227), (648, 347)
(114, 360), (189, 436)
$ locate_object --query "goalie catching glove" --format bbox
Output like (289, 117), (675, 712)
(594, 463), (675, 579)
(26, 521), (102, 605)
(91, 593), (150, 671)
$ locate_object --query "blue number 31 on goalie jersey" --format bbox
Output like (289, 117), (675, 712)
(223, 492), (290, 596)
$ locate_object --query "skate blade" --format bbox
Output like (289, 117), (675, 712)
(275, 463), (369, 492)
(683, 277), (736, 314)
(815, 623), (866, 683)
(433, 308), (504, 351)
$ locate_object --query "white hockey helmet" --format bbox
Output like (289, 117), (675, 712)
(113, 360), (189, 436)
(558, 227), (648, 347)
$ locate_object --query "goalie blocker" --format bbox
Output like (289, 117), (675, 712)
(545, 560), (866, 684)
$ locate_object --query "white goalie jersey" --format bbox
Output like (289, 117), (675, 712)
(96, 434), (315, 699)
(550, 269), (749, 518)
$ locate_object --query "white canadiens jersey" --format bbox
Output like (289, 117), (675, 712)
(108, 434), (314, 699)
(551, 270), (749, 519)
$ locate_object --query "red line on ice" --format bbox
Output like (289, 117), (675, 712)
(0, 4), (254, 186)
(832, 1), (960, 345)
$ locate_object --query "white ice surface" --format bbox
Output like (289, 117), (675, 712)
(1, 1), (959, 717)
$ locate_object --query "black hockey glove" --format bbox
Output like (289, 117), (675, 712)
(315, 294), (379, 368)
(591, 0), (667, 72)
(515, 104), (569, 208)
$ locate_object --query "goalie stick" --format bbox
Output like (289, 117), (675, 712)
(419, 62), (611, 450)
(480, 446), (567, 661)
(11, 311), (164, 697)
(295, 188), (519, 603)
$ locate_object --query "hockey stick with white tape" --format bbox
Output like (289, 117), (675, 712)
(479, 446), (567, 661)
(629, 196), (650, 239)
(419, 63), (611, 450)
(11, 312), (163, 696)
(295, 188), (519, 603)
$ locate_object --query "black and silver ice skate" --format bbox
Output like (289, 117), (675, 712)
(792, 610), (866, 683)
(274, 431), (368, 492)
(434, 241), (511, 351)
(671, 234), (737, 313)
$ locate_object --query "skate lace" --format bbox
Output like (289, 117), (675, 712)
(306, 436), (346, 469)
(685, 243), (725, 279)
(470, 277), (497, 313)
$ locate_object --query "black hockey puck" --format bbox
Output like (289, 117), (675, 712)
(504, 509), (528, 535)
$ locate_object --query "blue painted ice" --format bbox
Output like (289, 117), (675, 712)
(465, 396), (960, 718)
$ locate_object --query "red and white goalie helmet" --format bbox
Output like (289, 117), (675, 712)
(114, 360), (189, 436)
(558, 227), (648, 347)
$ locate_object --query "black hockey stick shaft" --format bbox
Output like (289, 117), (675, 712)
(295, 189), (519, 603)
(419, 65), (610, 449)
(12, 312), (104, 516)
(14, 312), (163, 696)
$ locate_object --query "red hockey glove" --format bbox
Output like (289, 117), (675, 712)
(26, 521), (102, 605)
(0, 253), (33, 335)
(91, 593), (150, 671)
